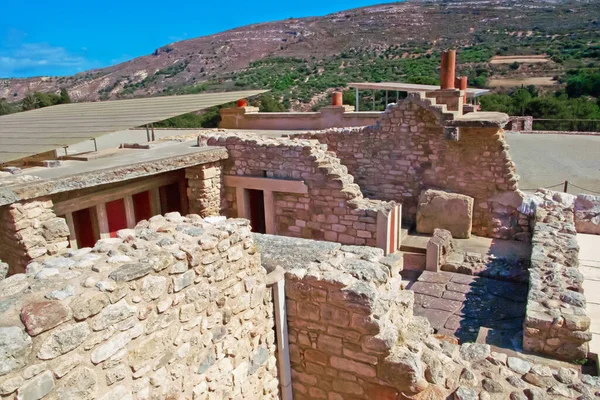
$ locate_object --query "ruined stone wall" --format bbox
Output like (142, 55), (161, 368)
(186, 161), (223, 217)
(199, 134), (396, 247)
(0, 214), (278, 400)
(254, 233), (599, 400)
(290, 98), (529, 239)
(575, 194), (600, 235)
(523, 190), (591, 361)
(0, 198), (70, 276)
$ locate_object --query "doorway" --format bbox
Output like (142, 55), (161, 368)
(247, 189), (266, 233)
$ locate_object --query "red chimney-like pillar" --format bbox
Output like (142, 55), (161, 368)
(440, 50), (456, 89)
(455, 76), (468, 104)
(332, 91), (343, 106)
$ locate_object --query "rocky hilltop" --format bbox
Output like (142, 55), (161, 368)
(1, 0), (599, 102)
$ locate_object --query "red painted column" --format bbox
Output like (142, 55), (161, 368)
(440, 51), (449, 89)
(332, 92), (343, 106)
(455, 76), (468, 103)
(237, 99), (247, 107)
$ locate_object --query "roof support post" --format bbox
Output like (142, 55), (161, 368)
(145, 124), (150, 142)
(355, 87), (359, 112)
(372, 89), (376, 111)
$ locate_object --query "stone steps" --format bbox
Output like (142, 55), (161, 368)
(401, 251), (426, 271)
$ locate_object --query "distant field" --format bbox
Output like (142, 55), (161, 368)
(490, 55), (550, 64)
(488, 77), (557, 87)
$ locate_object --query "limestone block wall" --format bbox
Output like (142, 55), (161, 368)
(185, 161), (223, 217)
(290, 98), (529, 240)
(0, 214), (278, 400)
(0, 198), (70, 276)
(198, 134), (397, 248)
(523, 190), (591, 360)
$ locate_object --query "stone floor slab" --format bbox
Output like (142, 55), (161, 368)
(410, 281), (445, 298)
(583, 280), (600, 305)
(417, 308), (453, 330)
(415, 294), (462, 313)
(418, 270), (453, 284)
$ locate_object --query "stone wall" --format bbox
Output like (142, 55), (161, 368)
(575, 194), (600, 235)
(289, 96), (530, 240)
(0, 198), (70, 276)
(198, 134), (397, 248)
(219, 105), (381, 131)
(523, 190), (591, 361)
(186, 162), (223, 218)
(0, 214), (279, 399)
(254, 233), (600, 399)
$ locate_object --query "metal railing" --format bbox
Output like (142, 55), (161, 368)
(532, 119), (600, 133)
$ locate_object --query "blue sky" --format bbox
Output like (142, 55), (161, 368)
(1, 0), (398, 78)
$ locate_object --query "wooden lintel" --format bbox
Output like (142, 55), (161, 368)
(53, 172), (181, 216)
(223, 175), (308, 194)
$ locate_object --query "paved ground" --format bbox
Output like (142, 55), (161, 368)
(505, 133), (600, 195)
(579, 233), (600, 357)
(408, 271), (528, 346)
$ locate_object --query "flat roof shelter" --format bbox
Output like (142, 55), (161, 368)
(347, 82), (489, 111)
(0, 90), (267, 164)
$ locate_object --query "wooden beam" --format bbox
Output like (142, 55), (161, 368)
(124, 196), (136, 229)
(95, 203), (110, 239)
(149, 187), (162, 216)
(263, 190), (276, 235)
(64, 212), (78, 250)
(223, 176), (308, 194)
(53, 172), (182, 216)
(235, 187), (249, 219)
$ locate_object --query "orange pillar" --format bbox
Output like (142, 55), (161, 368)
(332, 91), (343, 106)
(440, 52), (449, 89)
(237, 99), (247, 107)
(455, 76), (468, 103)
(446, 50), (456, 89)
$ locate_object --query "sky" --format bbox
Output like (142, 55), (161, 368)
(1, 0), (398, 78)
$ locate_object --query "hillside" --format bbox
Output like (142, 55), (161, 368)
(1, 0), (600, 110)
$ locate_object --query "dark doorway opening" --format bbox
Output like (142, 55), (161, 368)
(73, 207), (97, 248)
(159, 183), (182, 214)
(247, 189), (266, 233)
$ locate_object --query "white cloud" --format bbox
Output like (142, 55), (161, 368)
(0, 42), (95, 77)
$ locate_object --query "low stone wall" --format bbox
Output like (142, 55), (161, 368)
(255, 233), (600, 399)
(219, 105), (381, 131)
(523, 190), (591, 361)
(575, 194), (600, 235)
(199, 133), (397, 249)
(0, 214), (278, 399)
(0, 198), (70, 276)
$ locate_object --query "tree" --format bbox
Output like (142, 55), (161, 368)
(259, 94), (286, 112)
(59, 88), (71, 104)
(0, 98), (11, 115)
(22, 94), (37, 111)
(512, 88), (532, 116)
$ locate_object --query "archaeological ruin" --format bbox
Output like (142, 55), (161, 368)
(1, 50), (600, 399)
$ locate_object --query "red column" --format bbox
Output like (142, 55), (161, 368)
(455, 76), (468, 103)
(332, 92), (343, 106)
(237, 99), (247, 107)
(440, 52), (449, 89)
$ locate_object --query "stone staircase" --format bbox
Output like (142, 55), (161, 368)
(406, 91), (462, 123)
(399, 228), (427, 271)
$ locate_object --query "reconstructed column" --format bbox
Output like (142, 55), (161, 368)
(440, 50), (456, 89)
(237, 98), (247, 107)
(332, 91), (343, 106)
(455, 76), (468, 104)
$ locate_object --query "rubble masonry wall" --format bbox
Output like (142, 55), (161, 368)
(0, 198), (70, 276)
(291, 99), (529, 240)
(0, 214), (278, 400)
(523, 190), (591, 361)
(200, 134), (396, 247)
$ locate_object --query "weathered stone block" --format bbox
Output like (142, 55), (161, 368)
(0, 327), (32, 376)
(417, 190), (474, 238)
(21, 301), (71, 336)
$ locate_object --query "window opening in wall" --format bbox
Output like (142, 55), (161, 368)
(106, 198), (128, 238)
(133, 191), (152, 222)
(159, 183), (182, 214)
(247, 189), (266, 234)
(73, 207), (97, 248)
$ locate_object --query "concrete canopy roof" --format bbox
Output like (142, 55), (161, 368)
(0, 90), (267, 164)
(348, 82), (489, 98)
